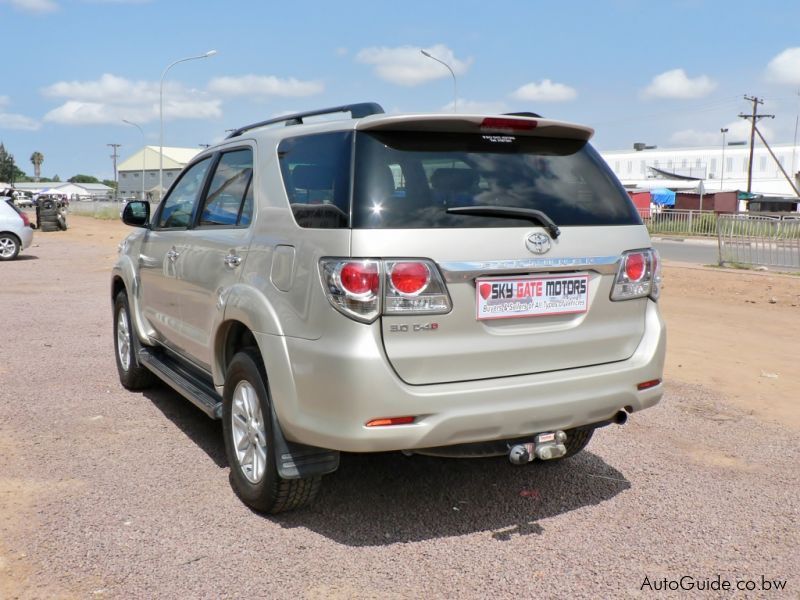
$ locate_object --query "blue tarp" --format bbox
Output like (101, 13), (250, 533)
(651, 187), (676, 206)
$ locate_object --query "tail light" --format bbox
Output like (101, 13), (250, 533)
(319, 258), (452, 323)
(19, 211), (30, 227)
(611, 249), (662, 301)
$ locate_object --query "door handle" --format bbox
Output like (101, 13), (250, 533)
(167, 248), (180, 261)
(224, 253), (242, 268)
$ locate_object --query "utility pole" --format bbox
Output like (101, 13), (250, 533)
(738, 95), (774, 194)
(108, 143), (121, 202)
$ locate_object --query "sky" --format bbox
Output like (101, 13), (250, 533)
(2, 0), (800, 181)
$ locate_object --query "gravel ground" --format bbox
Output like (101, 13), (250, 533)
(0, 224), (798, 599)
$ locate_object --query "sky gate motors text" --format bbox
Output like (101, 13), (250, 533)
(488, 278), (588, 300)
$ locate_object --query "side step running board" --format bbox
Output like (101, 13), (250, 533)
(138, 348), (222, 419)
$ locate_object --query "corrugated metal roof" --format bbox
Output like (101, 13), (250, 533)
(118, 146), (201, 171)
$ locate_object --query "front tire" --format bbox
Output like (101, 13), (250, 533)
(222, 350), (320, 513)
(113, 291), (155, 390)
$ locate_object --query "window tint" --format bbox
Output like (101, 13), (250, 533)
(156, 157), (211, 229)
(278, 132), (352, 228)
(199, 149), (253, 227)
(351, 131), (640, 229)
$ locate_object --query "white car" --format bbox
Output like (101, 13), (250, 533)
(0, 196), (34, 260)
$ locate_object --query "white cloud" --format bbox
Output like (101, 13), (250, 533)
(2, 0), (58, 13)
(355, 44), (472, 86)
(441, 99), (509, 114)
(0, 96), (40, 130)
(669, 120), (773, 146)
(765, 47), (800, 85)
(510, 80), (577, 102)
(335, 47), (348, 57)
(43, 73), (160, 104)
(642, 69), (717, 99)
(42, 74), (220, 125)
(207, 75), (323, 98)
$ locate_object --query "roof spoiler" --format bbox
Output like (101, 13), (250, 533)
(226, 102), (385, 139)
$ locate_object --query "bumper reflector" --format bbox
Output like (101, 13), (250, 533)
(637, 379), (662, 391)
(365, 416), (416, 427)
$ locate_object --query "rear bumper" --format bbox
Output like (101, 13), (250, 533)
(257, 300), (666, 453)
(19, 226), (33, 250)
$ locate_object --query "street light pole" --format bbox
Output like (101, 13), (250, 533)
(159, 50), (217, 200)
(123, 119), (145, 201)
(420, 49), (457, 113)
(720, 128), (728, 191)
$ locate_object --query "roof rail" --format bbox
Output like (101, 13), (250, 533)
(226, 102), (385, 139)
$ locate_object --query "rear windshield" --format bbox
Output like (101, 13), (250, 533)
(277, 130), (640, 229)
(352, 131), (639, 229)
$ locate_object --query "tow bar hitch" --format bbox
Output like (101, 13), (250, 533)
(508, 431), (567, 465)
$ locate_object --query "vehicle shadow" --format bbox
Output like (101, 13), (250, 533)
(140, 385), (630, 546)
(14, 254), (38, 261)
(142, 385), (226, 468)
(276, 449), (630, 547)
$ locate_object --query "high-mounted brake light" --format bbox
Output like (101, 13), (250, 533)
(610, 249), (662, 302)
(480, 117), (538, 131)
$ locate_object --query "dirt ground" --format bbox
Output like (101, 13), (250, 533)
(1, 215), (798, 599)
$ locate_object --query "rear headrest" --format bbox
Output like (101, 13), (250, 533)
(430, 168), (478, 192)
(292, 164), (334, 190)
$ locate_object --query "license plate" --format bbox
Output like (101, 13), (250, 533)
(476, 273), (589, 320)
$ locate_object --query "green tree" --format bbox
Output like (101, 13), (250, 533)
(30, 151), (44, 182)
(0, 143), (18, 183)
(68, 174), (100, 184)
(52, 174), (60, 182)
(102, 179), (117, 190)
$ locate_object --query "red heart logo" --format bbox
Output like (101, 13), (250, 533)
(479, 283), (491, 300)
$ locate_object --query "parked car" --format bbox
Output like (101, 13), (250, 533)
(112, 103), (666, 513)
(0, 196), (34, 260)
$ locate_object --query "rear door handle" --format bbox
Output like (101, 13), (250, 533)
(224, 253), (242, 268)
(167, 248), (180, 261)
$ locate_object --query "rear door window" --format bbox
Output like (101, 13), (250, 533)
(198, 149), (253, 228)
(351, 131), (640, 229)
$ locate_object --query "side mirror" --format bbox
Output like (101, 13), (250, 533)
(121, 201), (150, 227)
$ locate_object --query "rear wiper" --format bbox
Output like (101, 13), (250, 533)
(445, 206), (561, 239)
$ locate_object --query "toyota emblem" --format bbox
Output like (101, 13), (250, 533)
(525, 232), (551, 255)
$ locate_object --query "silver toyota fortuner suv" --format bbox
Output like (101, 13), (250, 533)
(112, 103), (665, 513)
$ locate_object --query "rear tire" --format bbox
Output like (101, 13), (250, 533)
(113, 291), (156, 390)
(222, 350), (321, 513)
(560, 427), (595, 459)
(0, 233), (20, 261)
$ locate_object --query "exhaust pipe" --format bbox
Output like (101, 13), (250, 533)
(613, 410), (628, 425)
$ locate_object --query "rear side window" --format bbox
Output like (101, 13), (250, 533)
(199, 149), (253, 227)
(351, 131), (640, 229)
(278, 132), (352, 228)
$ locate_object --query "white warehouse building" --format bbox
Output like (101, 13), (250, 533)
(600, 143), (800, 205)
(117, 146), (202, 201)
